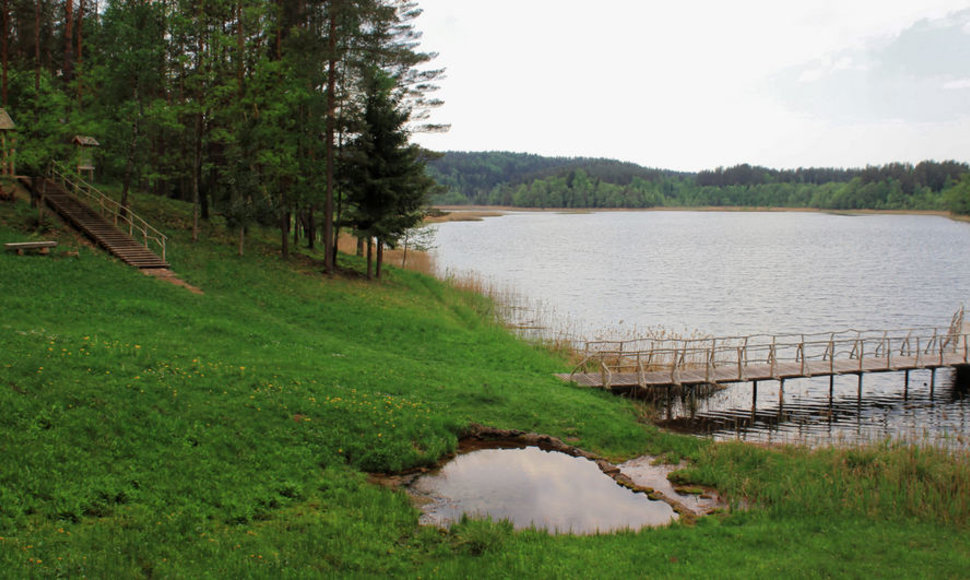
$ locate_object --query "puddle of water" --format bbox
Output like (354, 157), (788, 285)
(410, 446), (677, 535)
(618, 456), (724, 516)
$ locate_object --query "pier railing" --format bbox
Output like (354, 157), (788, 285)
(572, 323), (969, 387)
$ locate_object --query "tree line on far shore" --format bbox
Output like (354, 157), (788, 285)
(428, 152), (970, 215)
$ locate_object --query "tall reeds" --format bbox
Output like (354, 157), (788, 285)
(680, 438), (970, 526)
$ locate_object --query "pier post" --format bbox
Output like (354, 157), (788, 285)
(752, 380), (758, 418)
(857, 373), (863, 405)
(930, 368), (936, 399)
(827, 374), (835, 424)
(904, 369), (910, 401)
(828, 374), (835, 417)
(956, 364), (970, 388)
(778, 379), (785, 419)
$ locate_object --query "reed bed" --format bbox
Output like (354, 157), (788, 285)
(674, 437), (970, 527)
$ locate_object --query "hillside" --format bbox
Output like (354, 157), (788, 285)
(427, 152), (970, 213)
(2, 183), (970, 577)
(427, 151), (686, 204)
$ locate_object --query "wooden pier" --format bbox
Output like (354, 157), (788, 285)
(557, 314), (969, 391)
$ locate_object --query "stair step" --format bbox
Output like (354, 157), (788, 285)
(33, 178), (167, 270)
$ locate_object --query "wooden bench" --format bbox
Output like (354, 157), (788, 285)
(4, 241), (58, 255)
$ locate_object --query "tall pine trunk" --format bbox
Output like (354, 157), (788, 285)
(366, 236), (373, 279)
(323, 3), (339, 274)
(375, 239), (384, 280)
(280, 194), (289, 259)
(2, 0), (8, 105)
(34, 0), (40, 92)
(120, 101), (141, 218)
(63, 0), (73, 83)
(75, 0), (83, 107)
(192, 112), (201, 241)
(306, 207), (316, 249)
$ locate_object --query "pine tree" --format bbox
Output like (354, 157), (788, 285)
(342, 67), (433, 279)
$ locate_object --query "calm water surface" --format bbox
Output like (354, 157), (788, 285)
(433, 211), (969, 337)
(411, 446), (676, 534)
(432, 211), (970, 446)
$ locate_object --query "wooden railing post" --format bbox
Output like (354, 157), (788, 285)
(737, 345), (744, 381)
(600, 361), (611, 390)
(670, 348), (679, 385)
(829, 338), (835, 375)
(705, 346), (713, 383)
(769, 337), (777, 378)
(799, 336), (807, 376)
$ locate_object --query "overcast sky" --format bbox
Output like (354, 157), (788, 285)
(410, 1), (970, 171)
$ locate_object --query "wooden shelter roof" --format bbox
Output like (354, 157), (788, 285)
(73, 135), (100, 147)
(0, 109), (14, 131)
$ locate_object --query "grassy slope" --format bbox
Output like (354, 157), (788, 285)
(1, 186), (968, 577)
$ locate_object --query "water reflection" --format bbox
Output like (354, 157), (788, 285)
(654, 369), (970, 448)
(410, 446), (677, 534)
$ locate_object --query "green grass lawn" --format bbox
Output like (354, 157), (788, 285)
(1, 185), (968, 577)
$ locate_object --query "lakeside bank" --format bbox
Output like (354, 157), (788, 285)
(2, 188), (969, 577)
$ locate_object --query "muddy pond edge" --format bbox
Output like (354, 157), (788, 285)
(368, 423), (731, 525)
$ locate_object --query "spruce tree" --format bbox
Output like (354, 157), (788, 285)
(342, 66), (433, 279)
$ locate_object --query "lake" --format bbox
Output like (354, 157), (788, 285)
(431, 210), (970, 446)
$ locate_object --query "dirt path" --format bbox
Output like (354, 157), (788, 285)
(141, 268), (204, 295)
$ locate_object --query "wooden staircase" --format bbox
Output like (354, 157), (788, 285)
(21, 176), (169, 269)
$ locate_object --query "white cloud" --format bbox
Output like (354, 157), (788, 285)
(943, 78), (970, 89)
(412, 1), (970, 170)
(770, 9), (970, 125)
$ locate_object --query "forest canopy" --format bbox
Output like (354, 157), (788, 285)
(1, 0), (443, 275)
(427, 152), (970, 214)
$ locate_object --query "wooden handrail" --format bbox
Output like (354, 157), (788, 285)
(584, 327), (969, 378)
(48, 162), (167, 263)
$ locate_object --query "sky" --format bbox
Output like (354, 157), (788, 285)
(409, 1), (970, 172)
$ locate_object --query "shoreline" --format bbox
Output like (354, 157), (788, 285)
(430, 204), (969, 223)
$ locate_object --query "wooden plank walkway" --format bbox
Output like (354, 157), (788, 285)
(559, 352), (969, 388)
(21, 175), (169, 269)
(558, 322), (969, 390)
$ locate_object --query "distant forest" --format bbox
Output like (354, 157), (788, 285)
(427, 152), (970, 214)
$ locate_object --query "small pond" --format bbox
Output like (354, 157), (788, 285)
(409, 446), (678, 535)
